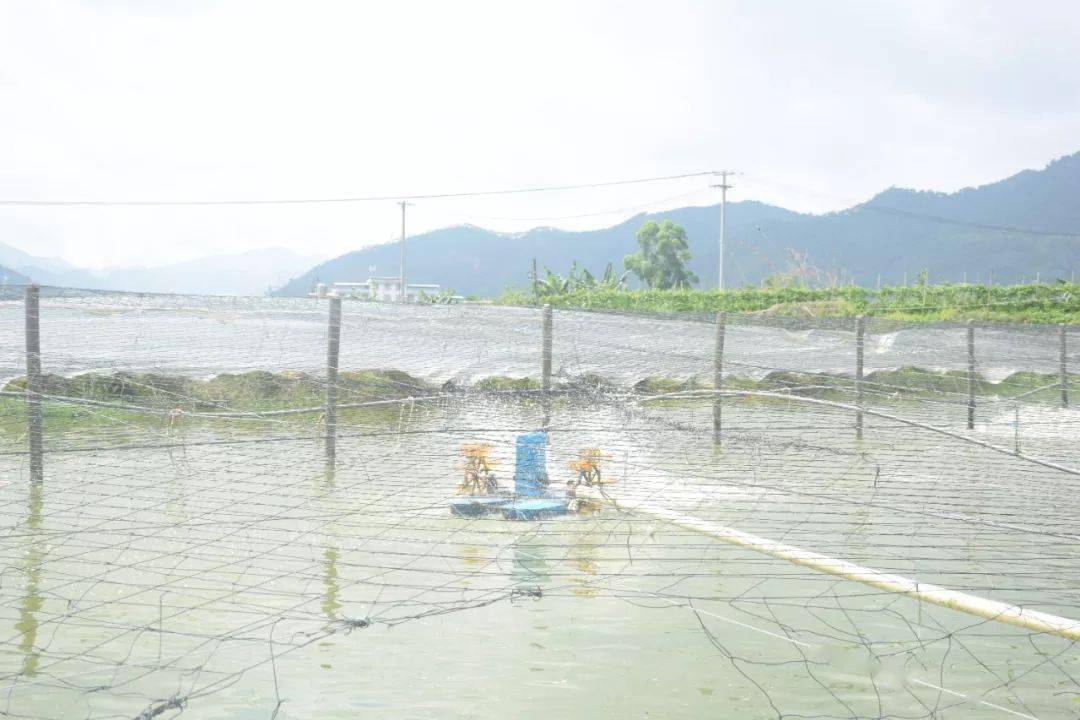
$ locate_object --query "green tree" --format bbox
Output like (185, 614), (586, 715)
(623, 220), (699, 289)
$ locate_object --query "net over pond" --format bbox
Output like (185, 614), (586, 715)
(0, 288), (1077, 719)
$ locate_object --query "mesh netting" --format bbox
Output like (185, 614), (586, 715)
(0, 286), (1077, 718)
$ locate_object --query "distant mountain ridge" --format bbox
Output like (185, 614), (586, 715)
(0, 241), (74, 275)
(2, 246), (323, 296)
(275, 152), (1080, 297)
(0, 264), (31, 286)
(274, 201), (802, 298)
(5, 152), (1079, 297)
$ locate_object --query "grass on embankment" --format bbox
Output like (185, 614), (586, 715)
(633, 367), (1076, 402)
(497, 283), (1080, 324)
(0, 369), (434, 435)
(0, 369), (614, 434)
(1, 364), (1070, 435)
(3, 369), (431, 413)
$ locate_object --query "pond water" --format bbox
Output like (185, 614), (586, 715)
(0, 394), (1076, 719)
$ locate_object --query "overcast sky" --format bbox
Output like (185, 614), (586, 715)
(1, 0), (1079, 269)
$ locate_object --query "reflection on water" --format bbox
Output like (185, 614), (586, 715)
(321, 546), (341, 621)
(569, 527), (600, 598)
(163, 457), (189, 524)
(457, 545), (485, 581)
(319, 464), (341, 622)
(16, 481), (44, 677)
(511, 534), (551, 585)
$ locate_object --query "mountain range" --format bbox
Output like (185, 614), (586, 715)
(0, 264), (30, 286)
(275, 151), (1080, 297)
(0, 246), (321, 296)
(4, 152), (1079, 297)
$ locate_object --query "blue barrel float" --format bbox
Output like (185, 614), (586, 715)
(513, 431), (548, 496)
(502, 432), (568, 521)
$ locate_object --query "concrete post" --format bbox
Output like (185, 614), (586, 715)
(713, 312), (725, 444)
(967, 321), (976, 430)
(1014, 405), (1021, 454)
(855, 315), (865, 440)
(541, 304), (553, 432)
(25, 285), (43, 483)
(325, 297), (342, 463)
(1061, 324), (1069, 408)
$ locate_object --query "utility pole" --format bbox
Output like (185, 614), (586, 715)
(398, 201), (412, 303)
(711, 171), (733, 291)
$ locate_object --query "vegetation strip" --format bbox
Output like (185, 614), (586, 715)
(499, 282), (1080, 324)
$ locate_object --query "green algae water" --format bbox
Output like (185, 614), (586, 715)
(0, 394), (1076, 719)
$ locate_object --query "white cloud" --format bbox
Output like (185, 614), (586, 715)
(1, 0), (1078, 268)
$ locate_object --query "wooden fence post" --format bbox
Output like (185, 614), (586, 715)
(325, 297), (342, 463)
(713, 312), (725, 444)
(25, 285), (43, 484)
(967, 321), (976, 430)
(855, 315), (865, 440)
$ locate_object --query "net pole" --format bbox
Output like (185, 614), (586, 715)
(967, 321), (976, 430)
(541, 304), (552, 433)
(1061, 324), (1069, 408)
(855, 315), (865, 440)
(712, 312), (725, 444)
(25, 284), (43, 484)
(1014, 404), (1021, 454)
(325, 297), (342, 463)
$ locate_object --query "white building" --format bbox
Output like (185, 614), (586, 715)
(318, 278), (441, 302)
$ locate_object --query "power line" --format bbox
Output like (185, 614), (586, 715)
(5, 165), (1073, 242)
(0, 171), (717, 207)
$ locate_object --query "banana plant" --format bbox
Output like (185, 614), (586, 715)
(535, 261), (629, 297)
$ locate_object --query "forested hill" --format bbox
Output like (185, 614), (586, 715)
(273, 201), (799, 298)
(274, 152), (1080, 297)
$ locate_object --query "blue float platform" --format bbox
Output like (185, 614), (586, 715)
(449, 496), (512, 517)
(500, 498), (568, 521)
